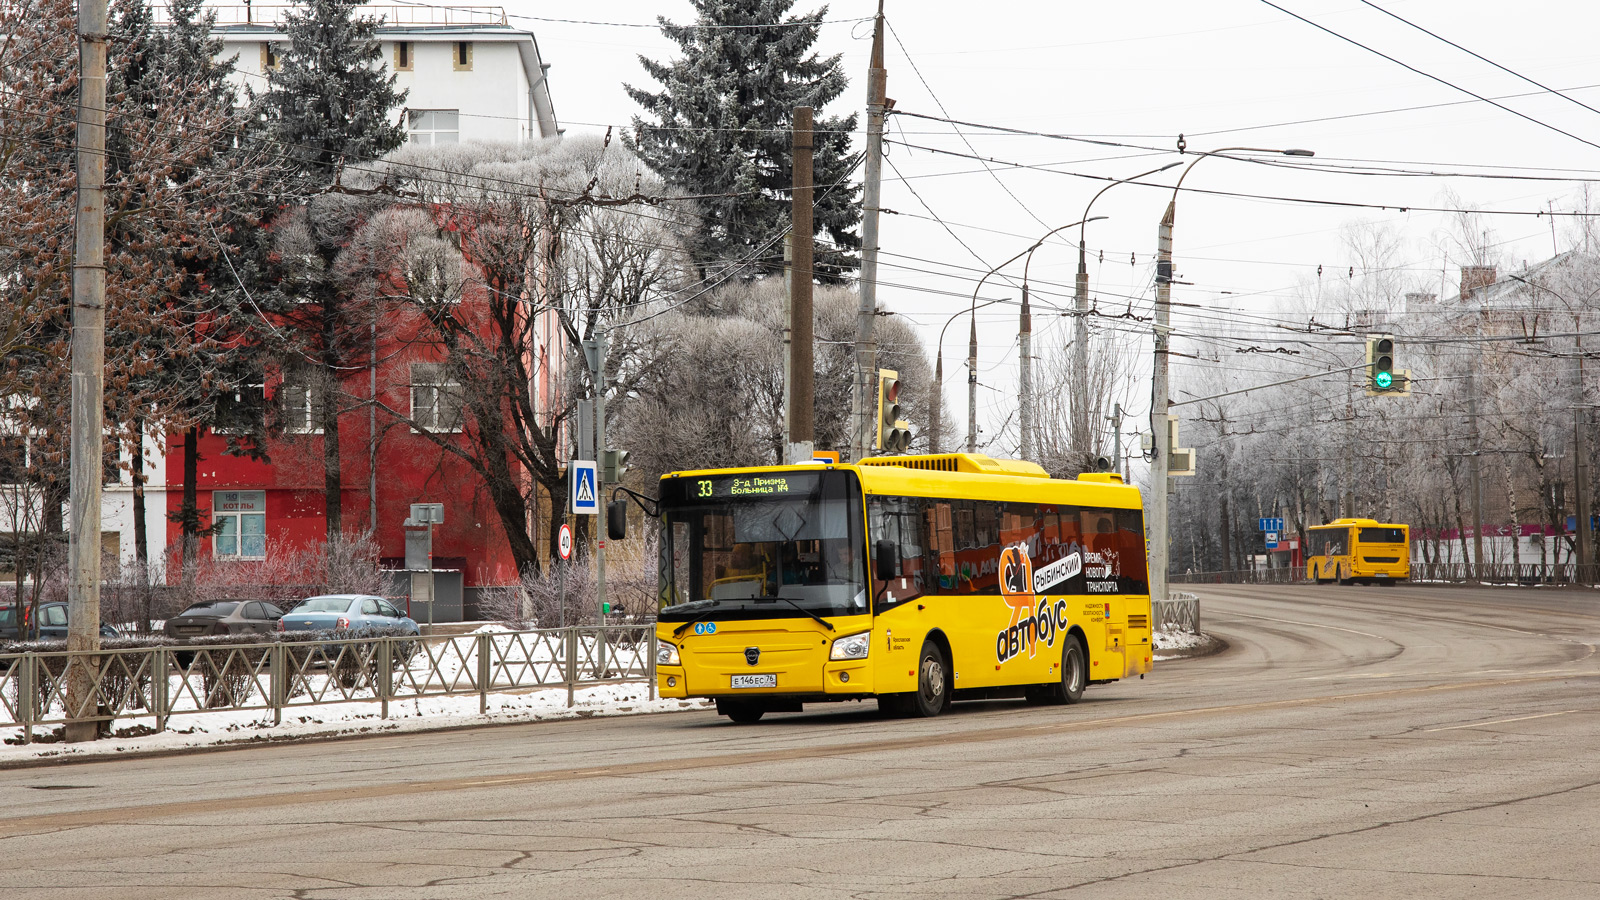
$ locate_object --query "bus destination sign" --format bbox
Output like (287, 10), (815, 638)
(678, 470), (822, 501)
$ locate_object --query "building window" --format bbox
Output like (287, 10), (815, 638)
(407, 109), (459, 146)
(395, 41), (413, 71)
(277, 370), (324, 434)
(213, 383), (265, 435)
(262, 42), (280, 70)
(453, 41), (472, 70)
(213, 491), (267, 559)
(410, 363), (463, 433)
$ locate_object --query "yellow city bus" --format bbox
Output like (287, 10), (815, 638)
(649, 454), (1153, 723)
(1306, 518), (1410, 584)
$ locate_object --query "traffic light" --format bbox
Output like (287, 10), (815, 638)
(602, 448), (630, 482)
(1365, 335), (1409, 396)
(876, 369), (911, 452)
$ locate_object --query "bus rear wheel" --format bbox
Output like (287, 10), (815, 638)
(1027, 637), (1087, 705)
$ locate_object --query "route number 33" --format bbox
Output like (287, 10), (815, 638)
(697, 480), (713, 497)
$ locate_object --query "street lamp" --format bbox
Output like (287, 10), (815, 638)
(1015, 162), (1182, 462)
(928, 215), (1105, 455)
(1148, 146), (1313, 604)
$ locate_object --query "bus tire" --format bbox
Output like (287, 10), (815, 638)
(910, 640), (949, 718)
(1032, 637), (1087, 705)
(721, 702), (765, 724)
(1337, 566), (1351, 585)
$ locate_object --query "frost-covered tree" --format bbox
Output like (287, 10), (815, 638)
(614, 279), (935, 482)
(627, 0), (861, 282)
(351, 138), (695, 573)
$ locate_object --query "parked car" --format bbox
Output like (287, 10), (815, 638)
(279, 594), (419, 639)
(163, 600), (285, 639)
(0, 601), (121, 642)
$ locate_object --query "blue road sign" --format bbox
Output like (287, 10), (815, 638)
(1258, 517), (1284, 533)
(1265, 531), (1280, 550)
(570, 460), (598, 515)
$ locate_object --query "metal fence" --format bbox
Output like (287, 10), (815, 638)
(1171, 568), (1302, 585)
(0, 625), (655, 744)
(1154, 593), (1200, 634)
(1410, 561), (1600, 585)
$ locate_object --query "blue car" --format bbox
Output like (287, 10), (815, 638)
(279, 594), (419, 639)
(0, 601), (121, 642)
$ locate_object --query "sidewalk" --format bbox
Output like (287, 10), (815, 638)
(2, 682), (711, 768)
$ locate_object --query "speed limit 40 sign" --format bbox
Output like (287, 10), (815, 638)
(557, 523), (573, 561)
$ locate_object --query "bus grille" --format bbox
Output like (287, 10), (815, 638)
(1364, 556), (1399, 564)
(1128, 614), (1149, 630)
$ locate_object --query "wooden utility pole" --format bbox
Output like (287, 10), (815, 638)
(66, 0), (109, 743)
(853, 2), (886, 462)
(787, 106), (815, 464)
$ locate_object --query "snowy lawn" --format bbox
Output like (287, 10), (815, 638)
(1, 681), (711, 766)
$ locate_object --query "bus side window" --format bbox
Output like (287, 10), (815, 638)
(868, 496), (927, 608)
(1116, 508), (1149, 592)
(929, 502), (956, 584)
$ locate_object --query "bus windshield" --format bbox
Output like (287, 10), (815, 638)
(658, 469), (867, 620)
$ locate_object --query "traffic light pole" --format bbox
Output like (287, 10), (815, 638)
(592, 328), (608, 670)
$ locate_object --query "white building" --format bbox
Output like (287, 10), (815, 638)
(171, 4), (560, 144)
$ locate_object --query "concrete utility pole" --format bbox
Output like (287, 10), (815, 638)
(966, 314), (978, 453)
(1147, 145), (1312, 604)
(853, 1), (886, 462)
(1017, 286), (1032, 459)
(787, 106), (815, 464)
(1150, 202), (1174, 605)
(66, 0), (109, 743)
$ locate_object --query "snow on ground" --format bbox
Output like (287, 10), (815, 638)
(1152, 627), (1207, 660)
(1, 681), (711, 766)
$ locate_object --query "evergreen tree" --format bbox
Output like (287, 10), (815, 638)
(255, 0), (407, 184)
(109, 0), (279, 586)
(251, 0), (407, 540)
(627, 0), (861, 283)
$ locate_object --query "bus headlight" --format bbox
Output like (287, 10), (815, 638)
(829, 632), (871, 661)
(657, 642), (680, 666)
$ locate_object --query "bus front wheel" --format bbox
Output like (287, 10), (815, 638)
(910, 640), (949, 718)
(720, 701), (765, 724)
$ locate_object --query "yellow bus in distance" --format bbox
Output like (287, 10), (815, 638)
(1306, 517), (1410, 584)
(650, 453), (1153, 723)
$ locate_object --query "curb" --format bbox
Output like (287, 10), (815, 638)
(1154, 632), (1228, 662)
(0, 699), (714, 771)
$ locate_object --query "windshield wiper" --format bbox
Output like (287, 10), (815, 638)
(670, 607), (720, 639)
(752, 596), (835, 631)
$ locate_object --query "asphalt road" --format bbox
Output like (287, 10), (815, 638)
(3, 583), (1599, 899)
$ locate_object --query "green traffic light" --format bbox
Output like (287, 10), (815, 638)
(1375, 371), (1393, 389)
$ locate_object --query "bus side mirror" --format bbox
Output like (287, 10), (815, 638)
(874, 539), (901, 580)
(607, 500), (627, 541)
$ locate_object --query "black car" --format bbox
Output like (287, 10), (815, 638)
(163, 600), (285, 639)
(0, 601), (121, 642)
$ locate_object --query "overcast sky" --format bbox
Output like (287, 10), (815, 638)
(505, 0), (1600, 458)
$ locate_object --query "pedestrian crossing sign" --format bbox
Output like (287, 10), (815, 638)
(570, 460), (598, 515)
